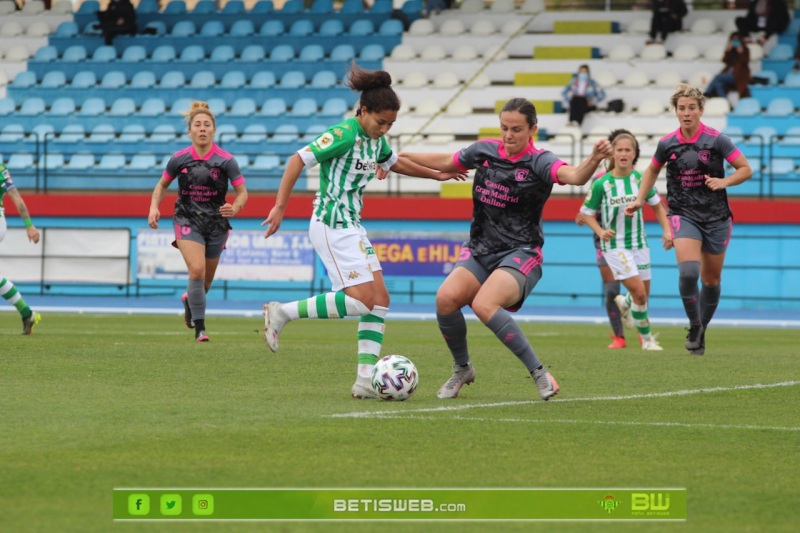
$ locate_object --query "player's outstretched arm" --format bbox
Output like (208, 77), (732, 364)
(390, 155), (466, 182)
(556, 139), (612, 185)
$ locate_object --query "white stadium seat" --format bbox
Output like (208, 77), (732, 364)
(672, 44), (700, 61)
(593, 70), (617, 88)
(654, 70), (682, 88)
(621, 71), (650, 88)
(419, 45), (447, 61)
(433, 71), (460, 89)
(402, 70), (428, 88)
(639, 43), (667, 61)
(389, 44), (417, 61)
(439, 19), (466, 37)
(470, 20), (497, 36)
(690, 18), (717, 35)
(408, 19), (434, 36)
(451, 44), (478, 61)
(637, 98), (665, 116)
(607, 44), (635, 61)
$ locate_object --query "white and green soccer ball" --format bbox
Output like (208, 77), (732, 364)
(371, 355), (419, 401)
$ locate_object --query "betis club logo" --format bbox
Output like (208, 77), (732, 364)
(598, 494), (621, 514)
(698, 150), (710, 163)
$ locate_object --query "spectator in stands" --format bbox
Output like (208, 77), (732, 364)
(396, 99), (613, 401)
(736, 0), (790, 45)
(260, 63), (465, 400)
(562, 64), (606, 128)
(96, 0), (137, 46)
(0, 162), (42, 334)
(578, 129), (672, 352)
(704, 32), (751, 99)
(647, 0), (688, 45)
(624, 84), (752, 356)
(148, 101), (249, 343)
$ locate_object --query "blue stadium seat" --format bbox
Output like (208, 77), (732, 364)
(767, 44), (794, 61)
(310, 0), (334, 13)
(241, 44), (266, 62)
(780, 126), (800, 145)
(8, 153), (35, 170)
(0, 123), (26, 142)
(229, 98), (257, 117)
(270, 44), (295, 62)
(279, 70), (306, 88)
(169, 98), (192, 115)
(56, 124), (86, 143)
(140, 97), (167, 116)
(371, 0), (393, 14)
(121, 45), (147, 62)
(764, 97), (794, 117)
(320, 97), (348, 116)
(289, 97), (318, 117)
(0, 97), (16, 116)
(142, 20), (166, 35)
(330, 44), (355, 62)
(260, 97), (287, 116)
(43, 154), (65, 171)
(281, 0), (304, 13)
(241, 124), (268, 142)
(222, 0), (245, 13)
(207, 98), (227, 116)
(259, 20), (285, 36)
(180, 45), (206, 62)
(319, 20), (344, 36)
(164, 0), (187, 14)
(216, 124), (238, 142)
(379, 19), (403, 36)
(349, 19), (374, 36)
(71, 71), (97, 88)
(769, 158), (795, 177)
(300, 124), (327, 142)
(251, 154), (281, 172)
(359, 43), (386, 61)
(745, 126), (778, 146)
(299, 44), (325, 62)
(97, 154), (128, 171)
(210, 45), (236, 62)
(272, 124), (299, 142)
(151, 45), (177, 62)
(251, 0), (275, 13)
(230, 20), (255, 37)
(311, 70), (337, 88)
(91, 45), (117, 62)
(193, 0), (216, 13)
(54, 21), (79, 37)
(190, 71), (216, 88)
(148, 124), (178, 143)
(171, 20), (196, 37)
(730, 97), (761, 117)
(128, 153), (158, 171)
(340, 0), (365, 14)
(289, 19), (314, 36)
(109, 98), (136, 116)
(33, 45), (59, 62)
(66, 153), (96, 170)
(130, 71), (156, 88)
(78, 97), (106, 116)
(87, 124), (116, 143)
(200, 20), (225, 37)
(19, 98), (46, 116)
(100, 71), (127, 89)
(62, 45), (87, 62)
(221, 71), (247, 88)
(250, 71), (276, 88)
(50, 97), (77, 116)
(160, 71), (186, 88)
(76, 0), (99, 14)
(7, 76), (27, 96)
(401, 0), (423, 17)
(784, 72), (800, 87)
(723, 126), (745, 144)
(31, 123), (55, 141)
(117, 124), (147, 143)
(41, 71), (67, 88)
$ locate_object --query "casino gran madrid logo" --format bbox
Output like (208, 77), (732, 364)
(598, 494), (621, 514)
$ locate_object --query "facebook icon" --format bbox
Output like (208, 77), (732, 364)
(128, 494), (150, 515)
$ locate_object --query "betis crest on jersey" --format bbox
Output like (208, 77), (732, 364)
(314, 133), (335, 150)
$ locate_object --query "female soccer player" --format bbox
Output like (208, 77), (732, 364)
(0, 162), (41, 334)
(261, 63), (464, 399)
(625, 84), (752, 355)
(398, 98), (612, 401)
(578, 129), (672, 351)
(148, 101), (248, 342)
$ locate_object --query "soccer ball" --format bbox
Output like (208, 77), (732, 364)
(371, 355), (419, 401)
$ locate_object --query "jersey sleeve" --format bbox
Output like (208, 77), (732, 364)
(163, 155), (180, 182)
(377, 137), (397, 171)
(298, 126), (356, 168)
(579, 176), (604, 215)
(532, 150), (566, 184)
(224, 157), (245, 187)
(454, 141), (481, 171)
(1, 164), (16, 192)
(652, 139), (668, 167)
(716, 133), (742, 163)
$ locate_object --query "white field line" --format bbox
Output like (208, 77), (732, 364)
(330, 381), (800, 419)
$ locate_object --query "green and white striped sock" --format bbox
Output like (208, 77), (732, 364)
(630, 301), (652, 337)
(357, 305), (387, 377)
(0, 277), (32, 319)
(284, 292), (369, 320)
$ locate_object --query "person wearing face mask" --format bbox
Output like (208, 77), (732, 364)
(562, 65), (606, 128)
(261, 62), (465, 399)
(704, 32), (751, 99)
(397, 99), (613, 401)
(624, 84), (752, 357)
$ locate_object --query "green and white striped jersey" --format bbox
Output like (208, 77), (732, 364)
(297, 117), (397, 229)
(580, 170), (661, 252)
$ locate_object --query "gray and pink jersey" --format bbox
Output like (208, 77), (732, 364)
(163, 143), (244, 233)
(453, 138), (566, 255)
(652, 123), (741, 225)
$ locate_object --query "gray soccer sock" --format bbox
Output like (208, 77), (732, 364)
(187, 278), (206, 321)
(486, 308), (542, 372)
(437, 310), (470, 367)
(604, 281), (624, 338)
(678, 261), (701, 325)
(700, 283), (721, 329)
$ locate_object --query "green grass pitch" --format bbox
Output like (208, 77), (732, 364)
(1, 313), (798, 532)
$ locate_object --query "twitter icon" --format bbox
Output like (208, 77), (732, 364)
(160, 494), (182, 516)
